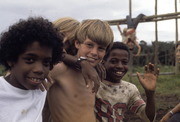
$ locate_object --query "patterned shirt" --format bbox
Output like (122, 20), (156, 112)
(95, 80), (150, 122)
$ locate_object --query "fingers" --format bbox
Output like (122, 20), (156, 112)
(144, 62), (157, 73)
(84, 77), (100, 93)
(41, 78), (50, 91)
(47, 75), (54, 84)
(148, 63), (154, 72)
(144, 63), (160, 79)
(39, 84), (45, 92)
(95, 63), (106, 80)
(83, 76), (90, 88)
(92, 77), (100, 93)
(41, 76), (54, 91)
(144, 65), (148, 73)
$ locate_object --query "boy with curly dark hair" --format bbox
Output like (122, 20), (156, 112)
(0, 17), (63, 122)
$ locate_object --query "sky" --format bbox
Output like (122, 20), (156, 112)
(0, 0), (180, 45)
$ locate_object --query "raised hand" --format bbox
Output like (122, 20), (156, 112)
(136, 63), (159, 92)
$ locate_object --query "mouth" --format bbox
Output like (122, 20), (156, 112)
(87, 57), (98, 63)
(113, 71), (125, 78)
(27, 77), (44, 85)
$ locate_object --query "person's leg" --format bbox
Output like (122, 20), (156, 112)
(168, 112), (180, 122)
(133, 14), (145, 29)
(126, 15), (134, 29)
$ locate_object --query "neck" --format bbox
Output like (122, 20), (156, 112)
(105, 77), (121, 85)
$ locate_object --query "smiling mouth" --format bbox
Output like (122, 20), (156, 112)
(27, 77), (44, 85)
(113, 71), (124, 77)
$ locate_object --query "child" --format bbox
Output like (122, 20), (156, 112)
(53, 17), (80, 55)
(41, 17), (102, 92)
(95, 42), (159, 122)
(43, 17), (104, 121)
(53, 17), (105, 92)
(47, 19), (114, 122)
(0, 17), (63, 122)
(117, 14), (144, 56)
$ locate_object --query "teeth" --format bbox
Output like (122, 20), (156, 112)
(116, 71), (122, 75)
(29, 78), (42, 83)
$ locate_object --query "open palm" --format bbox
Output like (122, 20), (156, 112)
(137, 63), (159, 91)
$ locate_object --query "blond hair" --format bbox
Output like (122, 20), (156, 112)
(76, 19), (114, 47)
(53, 17), (80, 42)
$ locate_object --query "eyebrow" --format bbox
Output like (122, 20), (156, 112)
(24, 53), (52, 59)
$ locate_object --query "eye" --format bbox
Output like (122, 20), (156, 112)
(110, 59), (118, 64)
(98, 47), (106, 52)
(122, 60), (128, 65)
(85, 43), (94, 48)
(43, 59), (52, 67)
(24, 57), (35, 64)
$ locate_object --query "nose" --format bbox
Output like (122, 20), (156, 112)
(116, 62), (123, 69)
(33, 62), (44, 75)
(90, 47), (98, 57)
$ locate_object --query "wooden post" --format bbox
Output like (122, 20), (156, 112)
(129, 51), (133, 82)
(128, 0), (133, 82)
(154, 0), (159, 67)
(175, 0), (180, 74)
(129, 0), (132, 18)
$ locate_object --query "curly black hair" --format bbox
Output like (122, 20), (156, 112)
(0, 17), (63, 70)
(103, 41), (130, 61)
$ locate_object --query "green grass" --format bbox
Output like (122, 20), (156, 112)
(122, 65), (180, 96)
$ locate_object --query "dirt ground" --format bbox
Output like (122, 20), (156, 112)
(123, 93), (180, 122)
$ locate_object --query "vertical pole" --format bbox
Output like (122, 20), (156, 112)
(129, 0), (133, 82)
(129, 51), (133, 82)
(129, 0), (132, 18)
(154, 0), (158, 67)
(175, 0), (180, 74)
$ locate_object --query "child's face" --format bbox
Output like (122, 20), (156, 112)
(104, 49), (129, 83)
(8, 41), (52, 90)
(176, 45), (180, 63)
(75, 38), (107, 67)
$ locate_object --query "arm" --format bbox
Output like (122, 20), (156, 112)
(62, 53), (101, 93)
(136, 63), (159, 122)
(134, 39), (141, 56)
(117, 24), (123, 35)
(160, 103), (180, 122)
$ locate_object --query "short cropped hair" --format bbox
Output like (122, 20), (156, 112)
(104, 42), (130, 61)
(76, 19), (114, 48)
(0, 17), (63, 70)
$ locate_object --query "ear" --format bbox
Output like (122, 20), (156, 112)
(75, 40), (80, 49)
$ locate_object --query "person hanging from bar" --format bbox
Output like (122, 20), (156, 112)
(117, 13), (145, 56)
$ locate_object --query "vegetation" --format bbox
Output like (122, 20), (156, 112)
(123, 65), (180, 96)
(133, 41), (176, 66)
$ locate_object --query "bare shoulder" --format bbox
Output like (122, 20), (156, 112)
(50, 62), (69, 80)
